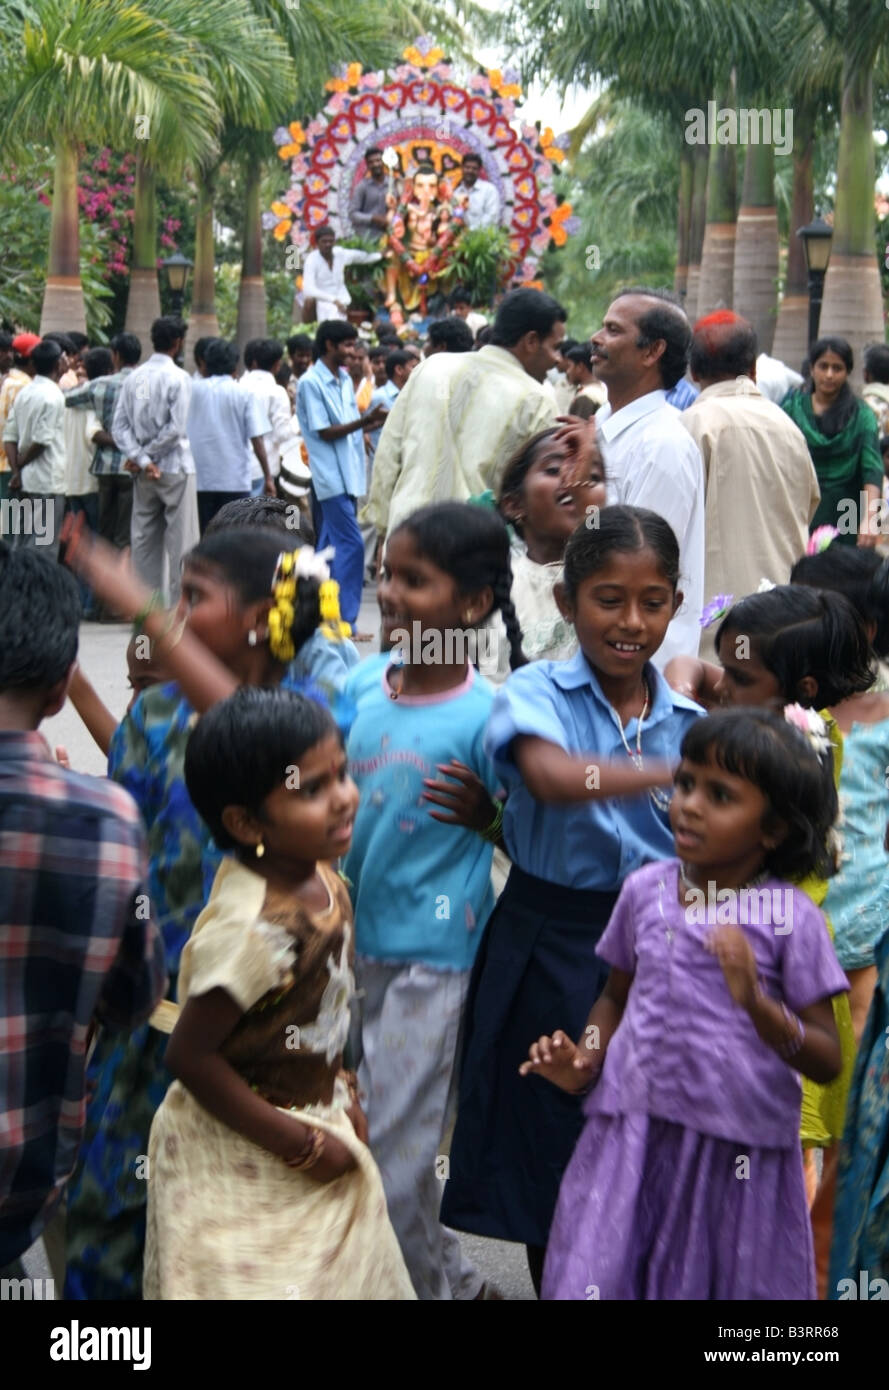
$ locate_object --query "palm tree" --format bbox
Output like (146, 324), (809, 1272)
(696, 79), (739, 320)
(0, 0), (221, 334)
(121, 0), (294, 359)
(685, 144), (709, 318)
(803, 0), (888, 379)
(771, 101), (817, 368)
(227, 0), (398, 358)
(507, 0), (770, 320)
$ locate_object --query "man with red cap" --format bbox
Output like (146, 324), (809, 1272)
(681, 310), (819, 659)
(0, 333), (39, 519)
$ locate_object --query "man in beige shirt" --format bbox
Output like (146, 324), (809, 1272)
(682, 311), (820, 659)
(365, 288), (565, 538)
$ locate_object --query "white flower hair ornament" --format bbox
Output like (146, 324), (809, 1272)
(783, 703), (830, 759)
(267, 546), (350, 662)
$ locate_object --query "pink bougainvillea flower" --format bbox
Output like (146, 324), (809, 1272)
(806, 525), (839, 555)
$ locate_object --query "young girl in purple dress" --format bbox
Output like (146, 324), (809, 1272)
(522, 708), (848, 1300)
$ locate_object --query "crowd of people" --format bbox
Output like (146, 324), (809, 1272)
(1, 281), (888, 1303)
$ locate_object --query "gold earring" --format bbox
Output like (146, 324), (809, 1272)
(255, 842), (265, 859)
(464, 609), (474, 624)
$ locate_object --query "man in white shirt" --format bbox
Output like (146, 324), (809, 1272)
(188, 338), (272, 533)
(112, 315), (198, 604)
(2, 338), (67, 556)
(301, 225), (382, 323)
(591, 288), (705, 668)
(682, 311), (820, 659)
(449, 287), (488, 341)
(365, 288), (565, 538)
(242, 338), (311, 501)
(452, 153), (500, 230)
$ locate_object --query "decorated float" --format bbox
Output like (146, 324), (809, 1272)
(265, 36), (579, 327)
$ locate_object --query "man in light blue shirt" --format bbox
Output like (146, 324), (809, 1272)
(187, 338), (272, 532)
(297, 321), (387, 628)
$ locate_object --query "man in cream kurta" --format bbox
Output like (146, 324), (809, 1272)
(683, 311), (820, 659)
(364, 288), (565, 537)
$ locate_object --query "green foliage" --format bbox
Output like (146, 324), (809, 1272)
(542, 104), (679, 330)
(0, 152), (112, 335)
(447, 227), (514, 303)
(210, 263), (298, 342)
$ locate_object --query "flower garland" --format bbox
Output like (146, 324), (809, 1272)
(267, 548), (351, 664)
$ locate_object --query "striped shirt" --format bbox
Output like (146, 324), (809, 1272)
(0, 731), (167, 1265)
(64, 368), (134, 476)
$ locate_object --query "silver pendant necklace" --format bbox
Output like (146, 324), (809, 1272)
(613, 679), (672, 811)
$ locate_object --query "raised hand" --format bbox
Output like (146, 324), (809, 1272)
(519, 1029), (597, 1093)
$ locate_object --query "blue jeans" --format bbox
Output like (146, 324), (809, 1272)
(311, 490), (363, 626)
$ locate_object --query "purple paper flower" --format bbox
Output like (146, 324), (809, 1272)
(415, 35), (435, 56)
(273, 127), (292, 146)
(563, 216), (581, 235)
(700, 594), (734, 629)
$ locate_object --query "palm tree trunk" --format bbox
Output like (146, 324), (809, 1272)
(772, 103), (814, 370)
(674, 144), (694, 302)
(698, 84), (738, 320)
(40, 134), (86, 335)
(686, 143), (709, 320)
(187, 175), (220, 370)
(236, 158), (267, 367)
(733, 141), (778, 354)
(820, 60), (884, 387)
(124, 154), (160, 363)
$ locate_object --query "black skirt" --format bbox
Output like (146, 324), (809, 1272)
(441, 864), (618, 1248)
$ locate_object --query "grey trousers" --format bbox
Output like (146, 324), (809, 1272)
(353, 958), (482, 1301)
(130, 470), (199, 605)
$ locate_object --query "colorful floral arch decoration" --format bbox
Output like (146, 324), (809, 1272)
(264, 36), (579, 288)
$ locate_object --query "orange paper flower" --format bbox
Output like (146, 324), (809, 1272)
(326, 62), (363, 93)
(277, 122), (306, 160)
(403, 43), (444, 68)
(488, 68), (522, 99)
(549, 203), (573, 246)
(539, 127), (566, 164)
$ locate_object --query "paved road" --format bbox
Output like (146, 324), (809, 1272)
(32, 598), (536, 1301)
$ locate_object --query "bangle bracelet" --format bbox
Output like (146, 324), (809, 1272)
(481, 799), (504, 843)
(285, 1126), (325, 1171)
(132, 590), (163, 635)
(777, 1001), (805, 1059)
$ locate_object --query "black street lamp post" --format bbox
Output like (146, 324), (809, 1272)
(160, 252), (193, 317)
(796, 216), (834, 349)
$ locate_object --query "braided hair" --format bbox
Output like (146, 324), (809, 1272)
(393, 502), (527, 670)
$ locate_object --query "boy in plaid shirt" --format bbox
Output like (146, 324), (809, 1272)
(0, 542), (166, 1280)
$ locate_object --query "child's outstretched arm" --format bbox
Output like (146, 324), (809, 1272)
(62, 514), (238, 714)
(67, 664), (118, 757)
(707, 926), (842, 1083)
(166, 988), (357, 1184)
(519, 967), (633, 1091)
(514, 735), (674, 804)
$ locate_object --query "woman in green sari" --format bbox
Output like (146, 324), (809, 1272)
(783, 337), (883, 548)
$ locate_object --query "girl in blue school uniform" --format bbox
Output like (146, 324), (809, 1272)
(441, 505), (704, 1293)
(343, 501), (525, 1301)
